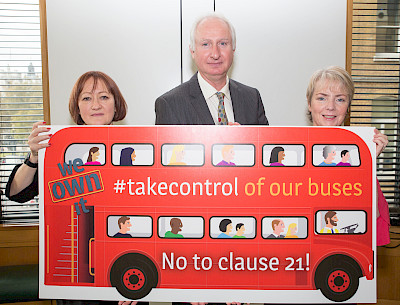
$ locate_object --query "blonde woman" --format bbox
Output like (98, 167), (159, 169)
(284, 223), (299, 238)
(168, 145), (186, 165)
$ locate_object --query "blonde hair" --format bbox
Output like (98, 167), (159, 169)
(221, 145), (234, 156)
(306, 66), (354, 122)
(285, 223), (298, 238)
(169, 145), (185, 164)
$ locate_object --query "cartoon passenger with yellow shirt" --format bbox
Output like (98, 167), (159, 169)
(285, 223), (299, 238)
(320, 211), (339, 233)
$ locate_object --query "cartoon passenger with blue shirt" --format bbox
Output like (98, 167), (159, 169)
(319, 145), (337, 166)
(218, 219), (233, 238)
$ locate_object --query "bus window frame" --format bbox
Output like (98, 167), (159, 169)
(157, 216), (205, 239)
(262, 144), (306, 167)
(315, 209), (368, 235)
(111, 143), (155, 166)
(106, 215), (154, 239)
(261, 216), (309, 240)
(161, 143), (205, 167)
(211, 143), (256, 167)
(64, 142), (107, 166)
(209, 216), (257, 240)
(311, 144), (361, 168)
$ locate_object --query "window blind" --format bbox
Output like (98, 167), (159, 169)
(351, 1), (400, 225)
(0, 0), (43, 224)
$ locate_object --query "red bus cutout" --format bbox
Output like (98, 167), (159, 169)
(39, 126), (376, 303)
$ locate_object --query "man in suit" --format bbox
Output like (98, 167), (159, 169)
(267, 219), (285, 238)
(155, 13), (268, 125)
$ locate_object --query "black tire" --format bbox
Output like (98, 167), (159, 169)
(314, 254), (362, 302)
(110, 253), (158, 300)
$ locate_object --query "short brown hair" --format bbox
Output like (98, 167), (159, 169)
(306, 66), (354, 122)
(324, 211), (337, 224)
(117, 216), (130, 229)
(69, 71), (127, 125)
(271, 219), (280, 230)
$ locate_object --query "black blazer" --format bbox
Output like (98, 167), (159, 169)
(155, 73), (269, 125)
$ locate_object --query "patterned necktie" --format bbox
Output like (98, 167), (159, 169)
(216, 92), (228, 125)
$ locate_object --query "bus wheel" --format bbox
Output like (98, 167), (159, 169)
(110, 253), (158, 300)
(315, 254), (361, 302)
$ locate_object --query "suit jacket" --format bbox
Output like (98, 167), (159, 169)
(267, 233), (285, 239)
(155, 73), (269, 125)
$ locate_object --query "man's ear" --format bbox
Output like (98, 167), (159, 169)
(189, 46), (195, 59)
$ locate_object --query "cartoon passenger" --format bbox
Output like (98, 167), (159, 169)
(216, 145), (236, 166)
(284, 223), (299, 238)
(168, 145), (186, 165)
(218, 219), (233, 238)
(318, 145), (337, 166)
(233, 223), (246, 238)
(269, 146), (285, 166)
(164, 218), (184, 238)
(120, 147), (136, 166)
(320, 211), (339, 233)
(336, 150), (351, 166)
(85, 147), (101, 165)
(267, 219), (285, 238)
(113, 216), (132, 238)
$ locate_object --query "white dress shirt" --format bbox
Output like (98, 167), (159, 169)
(197, 73), (235, 124)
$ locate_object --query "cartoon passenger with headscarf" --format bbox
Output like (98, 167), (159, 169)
(164, 218), (184, 238)
(119, 147), (136, 166)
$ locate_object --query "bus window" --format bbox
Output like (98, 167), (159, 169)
(262, 145), (305, 167)
(161, 144), (204, 166)
(312, 144), (360, 167)
(315, 210), (366, 234)
(65, 143), (106, 166)
(107, 215), (152, 238)
(210, 217), (256, 239)
(158, 216), (204, 239)
(112, 144), (154, 166)
(212, 144), (255, 167)
(262, 217), (308, 239)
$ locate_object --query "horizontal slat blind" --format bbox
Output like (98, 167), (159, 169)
(0, 0), (43, 224)
(351, 1), (400, 225)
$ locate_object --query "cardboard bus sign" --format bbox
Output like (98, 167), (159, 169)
(39, 126), (377, 303)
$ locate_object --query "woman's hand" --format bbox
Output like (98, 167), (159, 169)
(373, 128), (388, 157)
(28, 121), (51, 163)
